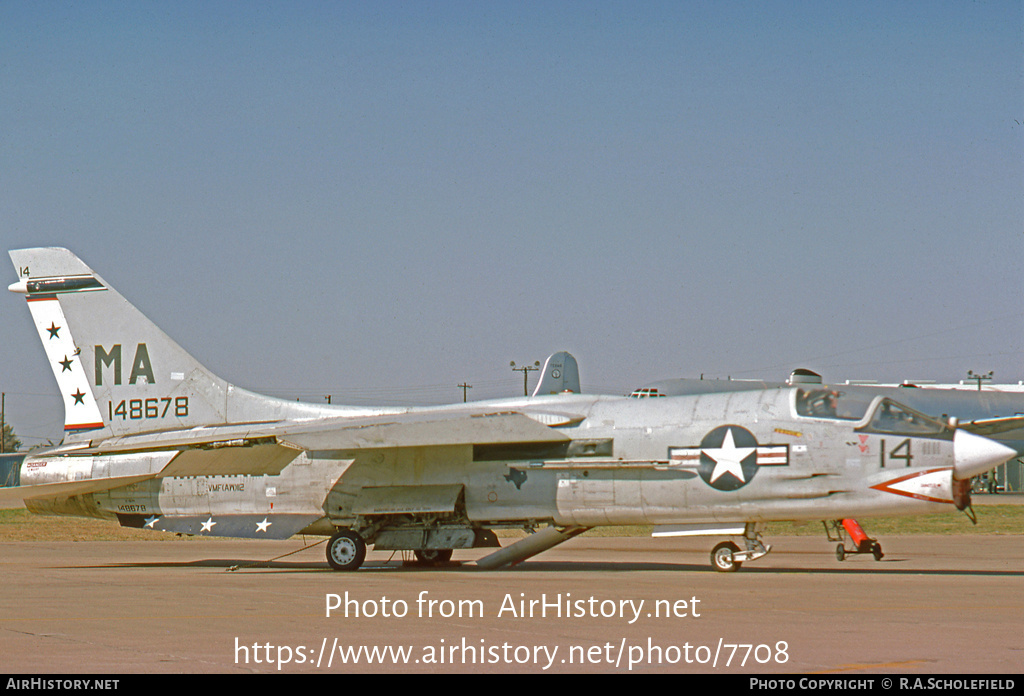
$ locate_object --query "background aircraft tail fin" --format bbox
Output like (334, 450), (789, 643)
(533, 351), (581, 396)
(9, 247), (334, 439)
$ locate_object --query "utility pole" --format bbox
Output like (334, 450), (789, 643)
(1, 392), (4, 454)
(967, 370), (993, 391)
(457, 383), (472, 403)
(510, 360), (540, 396)
(968, 370), (998, 493)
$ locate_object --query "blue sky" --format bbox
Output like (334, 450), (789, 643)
(2, 2), (1022, 447)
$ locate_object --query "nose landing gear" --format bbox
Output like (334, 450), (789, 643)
(710, 525), (772, 572)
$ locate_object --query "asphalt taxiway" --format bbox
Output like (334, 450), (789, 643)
(0, 533), (1021, 674)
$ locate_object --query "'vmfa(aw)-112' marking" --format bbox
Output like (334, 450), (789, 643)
(2, 247), (1016, 573)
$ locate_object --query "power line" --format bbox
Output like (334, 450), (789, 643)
(510, 360), (540, 396)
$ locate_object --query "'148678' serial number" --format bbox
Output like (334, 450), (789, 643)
(108, 397), (189, 420)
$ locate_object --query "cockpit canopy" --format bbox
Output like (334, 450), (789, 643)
(795, 388), (953, 439)
(795, 388), (875, 421)
(858, 398), (953, 438)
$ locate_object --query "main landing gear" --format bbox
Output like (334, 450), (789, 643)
(413, 548), (453, 565)
(326, 529), (366, 571)
(325, 529), (457, 571)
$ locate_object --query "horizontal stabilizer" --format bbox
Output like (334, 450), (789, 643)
(0, 474), (156, 510)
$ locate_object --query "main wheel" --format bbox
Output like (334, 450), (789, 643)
(413, 548), (453, 565)
(326, 529), (366, 571)
(711, 541), (742, 572)
(871, 542), (884, 561)
(835, 544), (846, 561)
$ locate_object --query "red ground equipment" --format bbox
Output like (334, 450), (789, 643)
(823, 519), (884, 561)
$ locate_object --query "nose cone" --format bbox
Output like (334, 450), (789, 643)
(953, 430), (1017, 480)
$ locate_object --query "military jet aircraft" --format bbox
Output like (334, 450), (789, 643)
(1, 248), (1016, 572)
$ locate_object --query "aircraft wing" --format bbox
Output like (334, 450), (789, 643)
(960, 416), (1024, 438)
(278, 410), (573, 452)
(1, 409), (575, 508)
(36, 409), (575, 482)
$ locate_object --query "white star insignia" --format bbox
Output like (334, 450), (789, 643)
(144, 516), (160, 528)
(200, 517), (217, 533)
(256, 518), (271, 533)
(702, 428), (756, 483)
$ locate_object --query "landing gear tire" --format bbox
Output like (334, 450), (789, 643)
(835, 544), (846, 562)
(326, 529), (366, 571)
(414, 549), (453, 565)
(711, 541), (742, 572)
(871, 542), (884, 561)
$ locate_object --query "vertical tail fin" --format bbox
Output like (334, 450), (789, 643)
(9, 247), (332, 440)
(532, 351), (581, 396)
(10, 249), (108, 436)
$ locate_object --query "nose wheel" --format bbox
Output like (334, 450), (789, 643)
(709, 525), (771, 572)
(711, 541), (742, 572)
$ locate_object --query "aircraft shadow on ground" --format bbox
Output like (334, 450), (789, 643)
(59, 557), (1024, 577)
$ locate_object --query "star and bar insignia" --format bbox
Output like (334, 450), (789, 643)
(669, 425), (789, 491)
